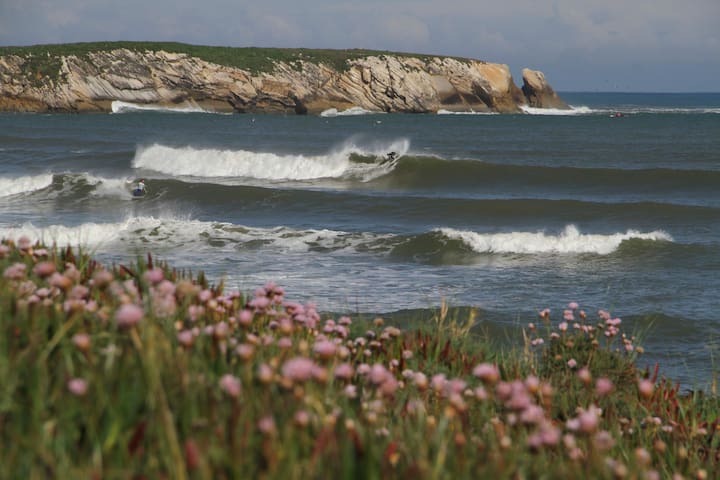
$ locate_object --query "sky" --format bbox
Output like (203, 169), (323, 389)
(1, 0), (718, 92)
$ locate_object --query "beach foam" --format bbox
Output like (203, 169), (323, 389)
(438, 224), (672, 255)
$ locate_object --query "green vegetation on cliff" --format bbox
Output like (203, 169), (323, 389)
(0, 41), (471, 76)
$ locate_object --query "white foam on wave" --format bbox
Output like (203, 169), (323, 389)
(520, 105), (595, 116)
(0, 217), (222, 249)
(133, 139), (411, 182)
(617, 107), (720, 115)
(0, 174), (54, 197)
(111, 100), (213, 114)
(81, 174), (136, 199)
(320, 106), (379, 117)
(0, 217), (390, 253)
(436, 109), (498, 115)
(438, 224), (672, 255)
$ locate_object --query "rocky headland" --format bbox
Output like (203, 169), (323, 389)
(0, 43), (568, 114)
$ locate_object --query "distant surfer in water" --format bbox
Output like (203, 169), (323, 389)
(132, 179), (146, 197)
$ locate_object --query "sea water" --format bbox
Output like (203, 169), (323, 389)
(1, 92), (719, 387)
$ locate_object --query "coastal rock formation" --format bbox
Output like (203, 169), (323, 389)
(0, 47), (567, 114)
(521, 68), (569, 110)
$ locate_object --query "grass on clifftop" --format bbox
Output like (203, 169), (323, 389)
(2, 237), (719, 479)
(0, 41), (472, 76)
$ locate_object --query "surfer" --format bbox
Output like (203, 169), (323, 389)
(132, 179), (146, 197)
(381, 151), (398, 165)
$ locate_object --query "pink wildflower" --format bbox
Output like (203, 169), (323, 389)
(219, 374), (241, 398)
(277, 337), (293, 349)
(72, 333), (91, 352)
(472, 363), (500, 384)
(577, 367), (592, 385)
(33, 261), (56, 278)
(257, 363), (273, 383)
(567, 358), (578, 369)
(294, 410), (311, 428)
(235, 344), (254, 361)
(638, 379), (655, 398)
(282, 357), (316, 382)
(3, 263), (26, 280)
(177, 330), (194, 348)
(237, 309), (253, 326)
(198, 289), (213, 303)
(144, 268), (164, 284)
(313, 340), (337, 360)
(370, 364), (391, 385)
(414, 372), (428, 390)
(595, 377), (614, 396)
(115, 304), (143, 329)
(67, 378), (89, 396)
(258, 415), (276, 435)
(578, 409), (599, 433)
(334, 363), (354, 381)
(17, 236), (32, 251)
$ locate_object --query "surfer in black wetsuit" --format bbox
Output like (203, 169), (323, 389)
(381, 151), (398, 165)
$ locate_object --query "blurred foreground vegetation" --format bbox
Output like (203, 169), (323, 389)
(1, 237), (718, 479)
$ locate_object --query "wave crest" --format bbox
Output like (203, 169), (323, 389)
(132, 140), (411, 182)
(0, 174), (54, 197)
(438, 225), (672, 255)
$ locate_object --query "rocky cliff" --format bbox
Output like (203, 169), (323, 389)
(0, 46), (568, 114)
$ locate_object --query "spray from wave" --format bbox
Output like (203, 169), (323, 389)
(438, 224), (672, 255)
(0, 174), (54, 197)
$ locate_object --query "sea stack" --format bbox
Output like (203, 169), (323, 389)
(521, 68), (569, 110)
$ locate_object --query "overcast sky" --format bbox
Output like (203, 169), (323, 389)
(1, 0), (718, 92)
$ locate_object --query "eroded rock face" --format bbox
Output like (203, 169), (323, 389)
(521, 68), (569, 110)
(0, 48), (566, 113)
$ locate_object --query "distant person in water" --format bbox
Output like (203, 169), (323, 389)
(133, 179), (146, 196)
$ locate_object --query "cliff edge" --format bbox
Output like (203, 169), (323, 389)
(0, 44), (568, 114)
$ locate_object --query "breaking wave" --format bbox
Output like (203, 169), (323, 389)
(111, 100), (216, 114)
(0, 217), (393, 253)
(437, 225), (672, 255)
(520, 105), (595, 116)
(0, 219), (675, 261)
(436, 109), (498, 115)
(320, 107), (379, 117)
(0, 174), (54, 197)
(132, 139), (411, 182)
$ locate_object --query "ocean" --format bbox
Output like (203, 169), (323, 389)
(1, 92), (719, 387)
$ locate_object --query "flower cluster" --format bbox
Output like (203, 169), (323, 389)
(0, 237), (716, 479)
